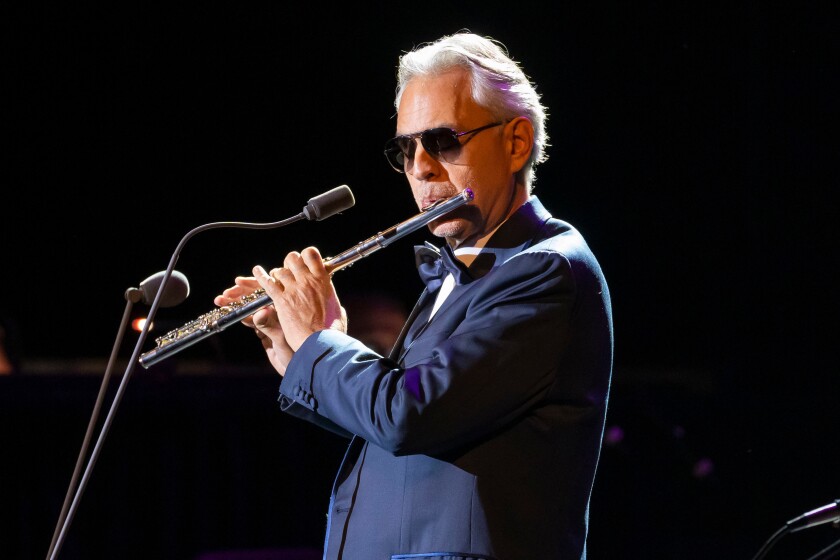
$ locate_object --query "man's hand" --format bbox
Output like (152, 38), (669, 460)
(214, 247), (347, 377)
(253, 247), (347, 351)
(214, 276), (295, 376)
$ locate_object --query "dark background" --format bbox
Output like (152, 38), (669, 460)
(3, 3), (838, 559)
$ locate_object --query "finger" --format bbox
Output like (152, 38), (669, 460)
(213, 294), (233, 306)
(234, 276), (260, 289)
(253, 265), (282, 293)
(269, 266), (295, 285)
(214, 287), (247, 306)
(252, 307), (275, 331)
(254, 308), (290, 341)
(221, 284), (248, 298)
(300, 247), (328, 278)
(283, 251), (308, 280)
(215, 275), (261, 304)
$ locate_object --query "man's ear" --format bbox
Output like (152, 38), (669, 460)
(508, 117), (535, 174)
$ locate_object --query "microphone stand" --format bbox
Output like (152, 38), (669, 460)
(46, 212), (310, 560)
(808, 537), (840, 560)
(750, 525), (791, 560)
(44, 294), (137, 559)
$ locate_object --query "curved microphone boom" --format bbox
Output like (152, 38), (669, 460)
(131, 183), (354, 363)
(138, 188), (475, 368)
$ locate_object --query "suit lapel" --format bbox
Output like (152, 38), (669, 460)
(390, 288), (435, 362)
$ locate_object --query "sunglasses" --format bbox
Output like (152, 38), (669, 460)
(383, 121), (504, 173)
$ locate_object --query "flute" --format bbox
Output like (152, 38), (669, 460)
(138, 188), (474, 368)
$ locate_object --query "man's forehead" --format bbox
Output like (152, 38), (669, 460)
(396, 71), (481, 133)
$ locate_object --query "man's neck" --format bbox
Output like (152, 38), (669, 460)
(449, 194), (530, 267)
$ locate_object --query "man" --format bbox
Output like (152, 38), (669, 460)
(216, 32), (613, 560)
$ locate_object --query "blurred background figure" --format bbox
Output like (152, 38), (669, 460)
(0, 309), (21, 375)
(341, 291), (409, 356)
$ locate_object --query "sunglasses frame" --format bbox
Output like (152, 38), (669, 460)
(384, 121), (504, 173)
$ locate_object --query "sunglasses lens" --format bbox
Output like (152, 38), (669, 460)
(383, 128), (462, 172)
(384, 137), (410, 171)
(422, 129), (460, 159)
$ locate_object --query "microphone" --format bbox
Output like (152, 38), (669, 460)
(302, 185), (355, 221)
(124, 270), (190, 307)
(787, 499), (840, 532)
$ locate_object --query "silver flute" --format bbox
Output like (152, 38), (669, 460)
(139, 188), (475, 368)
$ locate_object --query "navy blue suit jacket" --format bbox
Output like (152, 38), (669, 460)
(278, 196), (613, 559)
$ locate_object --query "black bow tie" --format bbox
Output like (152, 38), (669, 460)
(414, 242), (471, 293)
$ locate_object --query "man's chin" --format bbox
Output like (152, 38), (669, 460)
(429, 218), (467, 241)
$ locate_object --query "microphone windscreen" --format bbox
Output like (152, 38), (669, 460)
(303, 185), (355, 221)
(139, 270), (191, 308)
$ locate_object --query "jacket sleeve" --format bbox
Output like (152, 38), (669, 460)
(278, 249), (598, 456)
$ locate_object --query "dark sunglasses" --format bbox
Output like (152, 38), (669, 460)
(383, 121), (504, 173)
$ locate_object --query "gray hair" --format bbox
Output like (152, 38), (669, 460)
(395, 32), (549, 191)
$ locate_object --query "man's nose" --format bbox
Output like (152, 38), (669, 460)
(407, 139), (439, 178)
